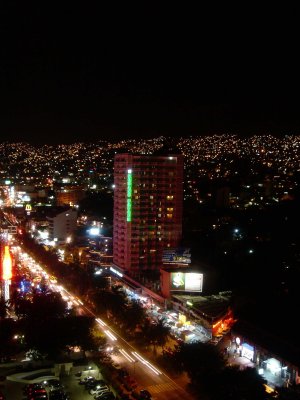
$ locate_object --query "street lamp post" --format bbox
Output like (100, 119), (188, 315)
(132, 360), (138, 377)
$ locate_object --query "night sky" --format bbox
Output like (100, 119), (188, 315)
(0, 4), (299, 145)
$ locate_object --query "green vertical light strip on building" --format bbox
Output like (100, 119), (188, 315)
(127, 169), (132, 222)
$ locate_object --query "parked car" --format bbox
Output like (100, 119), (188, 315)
(87, 379), (106, 392)
(90, 384), (109, 395)
(46, 379), (63, 390)
(27, 395), (47, 400)
(23, 383), (44, 395)
(93, 386), (110, 397)
(85, 379), (104, 390)
(79, 376), (94, 384)
(49, 390), (69, 400)
(27, 388), (47, 399)
(95, 391), (115, 400)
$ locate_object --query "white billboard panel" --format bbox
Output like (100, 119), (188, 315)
(170, 272), (203, 292)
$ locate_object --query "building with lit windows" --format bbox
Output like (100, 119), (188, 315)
(46, 207), (78, 244)
(113, 153), (183, 275)
(55, 186), (86, 207)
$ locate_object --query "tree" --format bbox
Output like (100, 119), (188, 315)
(0, 318), (22, 360)
(92, 289), (127, 320)
(13, 296), (32, 319)
(0, 296), (9, 319)
(143, 319), (170, 353)
(90, 323), (107, 351)
(173, 342), (273, 400)
(120, 299), (146, 332)
(63, 315), (95, 351)
(21, 315), (96, 360)
(210, 365), (272, 400)
(174, 342), (226, 387)
(29, 292), (67, 319)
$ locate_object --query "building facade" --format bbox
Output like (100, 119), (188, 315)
(55, 186), (86, 207)
(113, 153), (183, 275)
(46, 207), (78, 244)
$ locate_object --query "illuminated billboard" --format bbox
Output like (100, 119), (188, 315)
(170, 272), (203, 292)
(2, 245), (12, 280)
(162, 248), (191, 264)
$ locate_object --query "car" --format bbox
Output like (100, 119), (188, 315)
(111, 361), (121, 369)
(49, 387), (69, 399)
(99, 355), (111, 363)
(85, 379), (102, 390)
(89, 383), (108, 395)
(93, 387), (110, 397)
(27, 388), (47, 399)
(98, 393), (115, 400)
(95, 392), (114, 400)
(79, 375), (94, 384)
(46, 380), (63, 390)
(49, 390), (69, 400)
(111, 345), (120, 355)
(28, 395), (47, 400)
(140, 389), (152, 399)
(23, 383), (44, 394)
(87, 379), (106, 391)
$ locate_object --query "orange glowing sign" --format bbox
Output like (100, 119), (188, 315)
(2, 245), (12, 280)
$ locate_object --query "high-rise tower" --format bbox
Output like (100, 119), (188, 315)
(113, 153), (183, 275)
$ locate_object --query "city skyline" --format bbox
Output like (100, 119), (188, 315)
(0, 5), (299, 145)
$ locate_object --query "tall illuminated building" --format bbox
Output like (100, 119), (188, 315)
(113, 153), (183, 275)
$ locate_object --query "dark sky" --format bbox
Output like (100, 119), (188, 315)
(0, 4), (299, 145)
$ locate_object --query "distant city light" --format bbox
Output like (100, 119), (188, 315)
(89, 227), (100, 236)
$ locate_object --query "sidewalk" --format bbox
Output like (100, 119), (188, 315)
(218, 340), (286, 388)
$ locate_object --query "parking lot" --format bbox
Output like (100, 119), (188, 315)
(0, 362), (107, 400)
